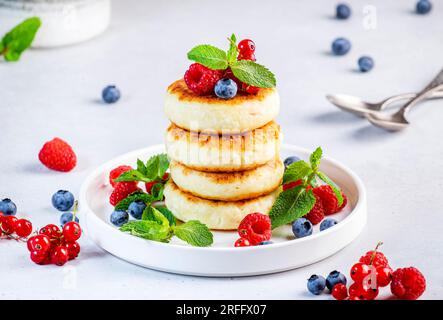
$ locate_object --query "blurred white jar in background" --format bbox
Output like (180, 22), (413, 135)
(0, 0), (111, 47)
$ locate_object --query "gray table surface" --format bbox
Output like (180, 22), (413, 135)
(1, 0), (442, 299)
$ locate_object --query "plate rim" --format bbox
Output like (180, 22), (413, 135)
(79, 143), (366, 252)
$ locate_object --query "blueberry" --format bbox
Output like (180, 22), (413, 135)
(110, 210), (129, 227)
(358, 56), (374, 72)
(258, 240), (273, 245)
(320, 218), (338, 231)
(416, 0), (432, 14)
(307, 275), (326, 295)
(336, 3), (351, 19)
(0, 198), (17, 216)
(128, 200), (146, 220)
(283, 156), (300, 169)
(214, 78), (238, 99)
(326, 270), (347, 291)
(60, 212), (79, 227)
(332, 38), (351, 56)
(292, 218), (313, 238)
(51, 190), (75, 212)
(102, 85), (121, 104)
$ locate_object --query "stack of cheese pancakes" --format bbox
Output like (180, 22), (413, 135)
(164, 79), (283, 230)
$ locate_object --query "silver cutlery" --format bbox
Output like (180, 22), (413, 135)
(366, 69), (443, 131)
(326, 90), (443, 118)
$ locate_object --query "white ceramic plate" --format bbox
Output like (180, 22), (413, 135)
(79, 144), (367, 277)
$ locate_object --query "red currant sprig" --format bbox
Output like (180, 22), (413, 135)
(0, 213), (33, 241)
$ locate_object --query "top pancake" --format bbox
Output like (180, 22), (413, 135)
(164, 79), (280, 134)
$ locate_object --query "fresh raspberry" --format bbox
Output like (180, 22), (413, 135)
(313, 185), (339, 215)
(338, 191), (347, 211)
(145, 173), (169, 194)
(238, 213), (271, 245)
(390, 267), (426, 300)
(184, 63), (223, 95)
(359, 250), (389, 269)
(38, 138), (77, 172)
(305, 194), (325, 225)
(109, 182), (141, 206)
(109, 165), (133, 187)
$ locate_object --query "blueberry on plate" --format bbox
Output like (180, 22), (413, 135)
(258, 240), (273, 245)
(110, 210), (129, 227)
(320, 218), (338, 231)
(307, 275), (326, 295)
(336, 3), (351, 19)
(358, 56), (374, 72)
(214, 78), (238, 99)
(283, 156), (300, 169)
(326, 270), (347, 291)
(332, 38), (351, 56)
(128, 200), (146, 220)
(102, 85), (121, 104)
(292, 218), (313, 238)
(60, 212), (80, 227)
(0, 198), (17, 216)
(416, 0), (432, 14)
(51, 190), (75, 212)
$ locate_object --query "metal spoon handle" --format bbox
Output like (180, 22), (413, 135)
(401, 68), (443, 115)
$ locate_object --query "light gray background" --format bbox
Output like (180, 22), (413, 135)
(1, 0), (442, 299)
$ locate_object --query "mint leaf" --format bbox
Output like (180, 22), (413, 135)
(310, 147), (323, 171)
(115, 154), (169, 183)
(187, 45), (228, 70)
(283, 161), (313, 184)
(1, 17), (41, 62)
(142, 205), (176, 226)
(114, 191), (154, 211)
(316, 171), (344, 206)
(120, 220), (172, 242)
(269, 185), (316, 229)
(172, 221), (213, 247)
(230, 60), (276, 88)
(227, 33), (238, 64)
(137, 159), (147, 175)
(151, 182), (165, 201)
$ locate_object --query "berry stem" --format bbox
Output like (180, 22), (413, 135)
(72, 200), (78, 222)
(369, 241), (383, 265)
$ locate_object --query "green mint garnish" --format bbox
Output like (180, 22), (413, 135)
(186, 33), (276, 88)
(269, 147), (344, 229)
(120, 220), (173, 242)
(115, 154), (169, 183)
(0, 17), (41, 62)
(142, 205), (176, 227)
(172, 220), (214, 247)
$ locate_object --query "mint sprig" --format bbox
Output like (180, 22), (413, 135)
(115, 154), (169, 184)
(0, 17), (41, 62)
(186, 33), (276, 88)
(270, 147), (344, 229)
(120, 207), (213, 247)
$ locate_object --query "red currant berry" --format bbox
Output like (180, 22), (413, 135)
(1, 215), (18, 234)
(238, 39), (256, 55)
(15, 219), (33, 238)
(234, 238), (251, 247)
(145, 173), (169, 194)
(30, 251), (50, 265)
(238, 52), (256, 62)
(331, 283), (348, 300)
(39, 224), (60, 238)
(376, 266), (392, 287)
(65, 242), (81, 260)
(51, 246), (69, 266)
(360, 283), (379, 300)
(348, 295), (361, 300)
(27, 234), (51, 253)
(348, 282), (362, 297)
(63, 221), (82, 242)
(350, 262), (371, 282)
